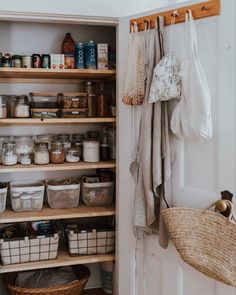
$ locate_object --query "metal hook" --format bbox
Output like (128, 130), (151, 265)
(171, 10), (180, 17)
(201, 5), (209, 11)
(144, 19), (150, 30)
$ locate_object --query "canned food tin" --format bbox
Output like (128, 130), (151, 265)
(32, 54), (41, 68)
(84, 41), (97, 69)
(22, 56), (32, 68)
(12, 55), (22, 68)
(75, 43), (84, 69)
(42, 54), (50, 69)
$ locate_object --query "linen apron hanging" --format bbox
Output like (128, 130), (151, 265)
(170, 11), (213, 141)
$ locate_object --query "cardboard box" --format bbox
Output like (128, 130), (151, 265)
(97, 44), (108, 70)
(50, 54), (65, 70)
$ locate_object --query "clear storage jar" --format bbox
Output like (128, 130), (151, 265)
(34, 142), (49, 165)
(15, 136), (34, 155)
(2, 141), (17, 166)
(36, 134), (55, 150)
(13, 96), (30, 118)
(30, 92), (59, 108)
(66, 148), (80, 163)
(71, 133), (84, 159)
(60, 92), (88, 109)
(50, 142), (65, 164)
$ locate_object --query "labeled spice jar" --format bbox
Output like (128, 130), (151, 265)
(22, 56), (32, 68)
(0, 95), (7, 119)
(83, 140), (100, 163)
(66, 148), (80, 163)
(2, 54), (12, 68)
(12, 55), (22, 68)
(32, 54), (41, 68)
(2, 141), (17, 166)
(81, 81), (97, 117)
(13, 96), (30, 118)
(50, 142), (65, 164)
(34, 142), (49, 165)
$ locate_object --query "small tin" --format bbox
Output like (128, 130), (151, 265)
(75, 43), (84, 69)
(42, 54), (50, 69)
(2, 54), (12, 68)
(22, 56), (32, 68)
(84, 41), (97, 69)
(32, 54), (41, 68)
(64, 54), (75, 69)
(12, 55), (22, 68)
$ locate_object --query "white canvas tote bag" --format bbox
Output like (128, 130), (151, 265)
(170, 11), (212, 141)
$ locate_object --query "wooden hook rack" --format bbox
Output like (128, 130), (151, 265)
(130, 0), (220, 32)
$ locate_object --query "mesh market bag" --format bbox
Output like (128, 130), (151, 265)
(162, 200), (236, 287)
(122, 23), (146, 105)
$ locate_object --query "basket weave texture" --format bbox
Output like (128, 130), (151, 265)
(4, 265), (90, 295)
(162, 202), (236, 287)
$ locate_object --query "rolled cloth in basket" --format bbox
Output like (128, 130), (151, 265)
(161, 201), (236, 287)
(16, 266), (78, 288)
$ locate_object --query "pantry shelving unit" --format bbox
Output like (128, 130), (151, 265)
(0, 66), (117, 291)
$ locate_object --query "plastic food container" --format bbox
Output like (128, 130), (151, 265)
(0, 186), (7, 213)
(10, 181), (45, 212)
(46, 181), (80, 209)
(61, 109), (88, 118)
(31, 109), (59, 118)
(81, 181), (114, 206)
(59, 93), (88, 109)
(30, 92), (59, 108)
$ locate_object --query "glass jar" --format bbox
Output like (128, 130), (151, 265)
(34, 142), (49, 165)
(81, 81), (97, 117)
(50, 142), (65, 164)
(66, 148), (80, 163)
(71, 133), (84, 158)
(57, 134), (70, 142)
(0, 95), (7, 119)
(36, 134), (55, 150)
(2, 141), (17, 166)
(13, 96), (30, 118)
(19, 153), (32, 165)
(15, 136), (34, 156)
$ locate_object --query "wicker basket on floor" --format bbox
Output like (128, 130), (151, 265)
(161, 200), (236, 287)
(4, 265), (90, 295)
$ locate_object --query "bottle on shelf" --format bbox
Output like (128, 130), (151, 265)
(97, 83), (109, 117)
(62, 33), (76, 69)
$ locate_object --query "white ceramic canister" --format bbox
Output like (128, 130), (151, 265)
(83, 140), (99, 162)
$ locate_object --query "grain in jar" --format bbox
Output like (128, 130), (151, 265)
(2, 141), (17, 166)
(50, 142), (65, 164)
(13, 96), (30, 118)
(66, 148), (80, 163)
(34, 142), (49, 165)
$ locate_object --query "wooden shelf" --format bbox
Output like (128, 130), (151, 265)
(0, 117), (116, 125)
(0, 160), (116, 173)
(0, 251), (115, 274)
(0, 68), (116, 84)
(0, 204), (115, 223)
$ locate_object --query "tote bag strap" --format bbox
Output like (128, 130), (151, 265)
(156, 16), (165, 58)
(186, 10), (199, 58)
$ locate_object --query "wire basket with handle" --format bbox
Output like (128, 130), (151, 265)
(161, 200), (236, 287)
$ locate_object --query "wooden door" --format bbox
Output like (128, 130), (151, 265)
(117, 0), (236, 294)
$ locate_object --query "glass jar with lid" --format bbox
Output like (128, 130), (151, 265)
(71, 133), (84, 159)
(36, 134), (56, 150)
(15, 136), (34, 156)
(81, 81), (97, 117)
(50, 142), (65, 164)
(66, 148), (80, 163)
(57, 134), (70, 142)
(13, 96), (30, 118)
(34, 142), (49, 165)
(2, 141), (17, 166)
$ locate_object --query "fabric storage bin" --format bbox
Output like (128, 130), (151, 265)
(59, 93), (88, 109)
(82, 181), (114, 206)
(46, 181), (80, 209)
(0, 230), (60, 265)
(66, 226), (115, 256)
(30, 92), (59, 109)
(0, 186), (7, 213)
(10, 181), (44, 212)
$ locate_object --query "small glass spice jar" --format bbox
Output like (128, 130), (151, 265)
(50, 142), (65, 164)
(2, 141), (17, 166)
(34, 142), (49, 165)
(13, 96), (30, 118)
(66, 148), (80, 163)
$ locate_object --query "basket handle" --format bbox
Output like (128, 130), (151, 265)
(206, 200), (236, 223)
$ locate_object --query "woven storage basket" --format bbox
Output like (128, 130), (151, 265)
(4, 265), (90, 295)
(162, 201), (236, 287)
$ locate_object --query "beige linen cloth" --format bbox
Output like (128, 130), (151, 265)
(131, 17), (174, 249)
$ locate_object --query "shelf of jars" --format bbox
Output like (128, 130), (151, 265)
(0, 204), (116, 223)
(0, 251), (115, 274)
(0, 118), (116, 125)
(0, 161), (116, 173)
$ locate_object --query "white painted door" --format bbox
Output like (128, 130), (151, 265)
(117, 0), (236, 294)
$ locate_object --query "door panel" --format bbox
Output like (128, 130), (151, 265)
(118, 0), (236, 294)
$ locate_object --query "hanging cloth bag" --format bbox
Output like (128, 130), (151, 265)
(170, 11), (213, 141)
(122, 23), (146, 105)
(148, 15), (181, 103)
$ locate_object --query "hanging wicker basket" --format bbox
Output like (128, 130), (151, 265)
(161, 200), (236, 287)
(4, 265), (90, 295)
